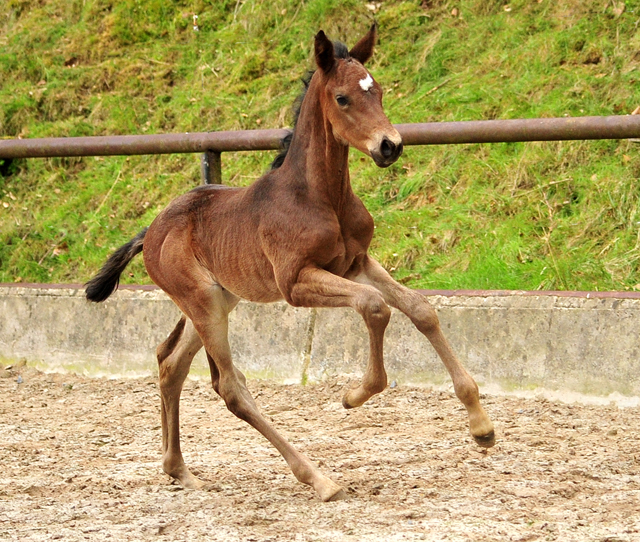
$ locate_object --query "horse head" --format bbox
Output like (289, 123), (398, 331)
(314, 25), (403, 168)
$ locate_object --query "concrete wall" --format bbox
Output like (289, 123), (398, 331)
(1, 284), (640, 397)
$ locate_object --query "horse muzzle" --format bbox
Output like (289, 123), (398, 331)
(370, 135), (404, 168)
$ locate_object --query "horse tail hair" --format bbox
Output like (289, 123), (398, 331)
(85, 227), (148, 303)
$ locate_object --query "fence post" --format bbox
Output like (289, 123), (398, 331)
(200, 150), (222, 184)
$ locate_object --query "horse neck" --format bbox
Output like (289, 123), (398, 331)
(283, 74), (352, 211)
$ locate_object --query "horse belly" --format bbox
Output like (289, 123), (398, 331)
(208, 247), (284, 304)
(217, 273), (284, 304)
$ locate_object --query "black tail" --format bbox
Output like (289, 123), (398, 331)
(85, 228), (148, 302)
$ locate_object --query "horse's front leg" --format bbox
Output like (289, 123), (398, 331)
(288, 266), (391, 409)
(352, 256), (495, 448)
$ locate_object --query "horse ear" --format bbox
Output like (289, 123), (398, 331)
(349, 23), (377, 65)
(315, 30), (335, 73)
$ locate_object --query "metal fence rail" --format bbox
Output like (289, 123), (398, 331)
(0, 129), (288, 158)
(2, 115), (639, 183)
(396, 115), (640, 145)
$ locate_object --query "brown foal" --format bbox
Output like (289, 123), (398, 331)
(86, 25), (495, 502)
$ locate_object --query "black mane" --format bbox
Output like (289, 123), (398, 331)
(270, 40), (350, 170)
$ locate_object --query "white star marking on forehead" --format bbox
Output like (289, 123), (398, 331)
(359, 73), (373, 92)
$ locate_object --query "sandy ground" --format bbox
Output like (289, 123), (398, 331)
(1, 363), (639, 542)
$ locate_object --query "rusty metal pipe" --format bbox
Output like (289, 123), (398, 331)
(1, 116), (639, 159)
(0, 129), (289, 159)
(396, 115), (640, 145)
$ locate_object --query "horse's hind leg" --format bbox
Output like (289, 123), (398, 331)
(157, 315), (206, 488)
(354, 256), (495, 448)
(185, 283), (345, 502)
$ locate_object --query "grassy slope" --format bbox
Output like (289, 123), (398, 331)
(0, 0), (639, 290)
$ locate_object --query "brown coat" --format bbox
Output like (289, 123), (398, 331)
(86, 26), (493, 502)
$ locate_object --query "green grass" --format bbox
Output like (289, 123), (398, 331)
(1, 0), (640, 291)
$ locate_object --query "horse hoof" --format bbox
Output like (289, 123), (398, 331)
(342, 388), (368, 409)
(473, 430), (496, 448)
(325, 488), (348, 502)
(317, 477), (348, 502)
(341, 395), (356, 409)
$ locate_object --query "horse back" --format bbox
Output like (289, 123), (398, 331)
(143, 184), (283, 303)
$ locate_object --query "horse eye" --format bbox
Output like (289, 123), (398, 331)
(336, 95), (349, 107)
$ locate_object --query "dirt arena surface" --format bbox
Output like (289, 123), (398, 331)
(1, 364), (639, 542)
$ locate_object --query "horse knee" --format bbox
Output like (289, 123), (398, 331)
(410, 300), (440, 334)
(357, 290), (391, 330)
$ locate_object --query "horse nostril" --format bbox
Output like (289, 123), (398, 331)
(380, 137), (395, 159)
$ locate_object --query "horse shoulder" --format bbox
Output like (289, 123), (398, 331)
(340, 193), (375, 250)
